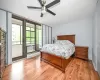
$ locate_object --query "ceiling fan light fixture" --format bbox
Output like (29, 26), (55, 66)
(41, 6), (46, 14)
(41, 9), (46, 14)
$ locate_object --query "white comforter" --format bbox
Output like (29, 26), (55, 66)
(41, 41), (75, 59)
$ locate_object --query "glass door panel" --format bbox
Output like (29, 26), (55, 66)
(26, 27), (30, 30)
(31, 38), (35, 44)
(31, 27), (35, 31)
(31, 32), (35, 37)
(26, 22), (35, 54)
(26, 31), (31, 37)
(26, 38), (30, 44)
(12, 18), (23, 59)
(27, 45), (35, 53)
(36, 25), (42, 51)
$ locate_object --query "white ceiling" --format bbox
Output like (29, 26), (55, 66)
(0, 0), (98, 26)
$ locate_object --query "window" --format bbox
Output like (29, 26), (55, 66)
(12, 24), (22, 45)
(26, 23), (35, 45)
(12, 18), (23, 59)
(26, 22), (36, 53)
(36, 25), (42, 50)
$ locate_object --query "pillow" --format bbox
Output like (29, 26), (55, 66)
(55, 40), (73, 45)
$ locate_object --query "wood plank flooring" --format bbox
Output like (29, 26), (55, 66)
(2, 56), (100, 80)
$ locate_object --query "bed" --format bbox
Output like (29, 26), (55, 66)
(40, 35), (75, 72)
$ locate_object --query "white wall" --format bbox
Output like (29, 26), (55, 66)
(0, 9), (6, 31)
(7, 12), (12, 64)
(42, 25), (46, 45)
(52, 17), (93, 60)
(0, 9), (12, 65)
(93, 0), (100, 75)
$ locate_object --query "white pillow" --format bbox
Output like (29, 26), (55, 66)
(55, 40), (73, 45)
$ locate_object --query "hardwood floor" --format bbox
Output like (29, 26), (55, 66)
(2, 56), (100, 80)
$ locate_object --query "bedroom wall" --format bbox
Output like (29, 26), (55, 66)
(52, 17), (93, 60)
(0, 9), (6, 31)
(0, 9), (12, 65)
(93, 0), (100, 75)
(7, 12), (12, 65)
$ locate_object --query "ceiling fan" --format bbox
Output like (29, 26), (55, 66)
(27, 0), (60, 17)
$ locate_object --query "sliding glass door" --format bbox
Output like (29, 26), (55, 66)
(26, 22), (42, 53)
(12, 18), (23, 60)
(26, 22), (36, 54)
(12, 14), (52, 59)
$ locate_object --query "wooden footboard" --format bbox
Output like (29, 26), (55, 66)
(40, 51), (73, 72)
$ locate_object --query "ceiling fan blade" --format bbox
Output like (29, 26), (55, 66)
(27, 6), (41, 9)
(46, 0), (60, 8)
(41, 13), (43, 17)
(47, 9), (56, 16)
(38, 0), (43, 6)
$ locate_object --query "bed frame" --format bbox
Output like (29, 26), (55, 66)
(40, 35), (75, 72)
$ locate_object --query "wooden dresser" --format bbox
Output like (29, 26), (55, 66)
(0, 28), (6, 78)
(75, 46), (88, 60)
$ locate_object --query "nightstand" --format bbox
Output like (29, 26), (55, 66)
(75, 46), (88, 60)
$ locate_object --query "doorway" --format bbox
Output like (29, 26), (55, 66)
(25, 22), (42, 54)
(11, 14), (44, 61)
(26, 22), (36, 54)
(12, 18), (23, 61)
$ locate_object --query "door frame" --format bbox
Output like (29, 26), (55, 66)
(12, 14), (41, 61)
(26, 20), (36, 54)
(12, 15), (26, 61)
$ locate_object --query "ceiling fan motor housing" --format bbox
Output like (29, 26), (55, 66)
(42, 0), (46, 5)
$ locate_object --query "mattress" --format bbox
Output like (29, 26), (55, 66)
(41, 40), (75, 59)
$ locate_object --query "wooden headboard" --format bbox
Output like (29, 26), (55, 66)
(57, 35), (75, 44)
